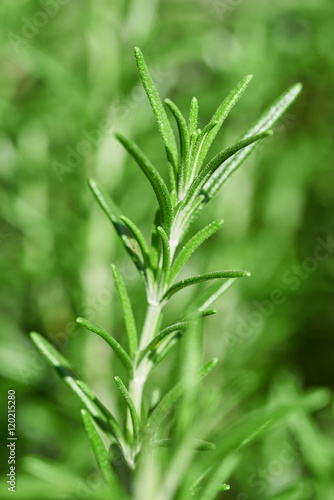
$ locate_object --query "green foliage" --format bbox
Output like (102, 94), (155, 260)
(81, 410), (120, 490)
(76, 317), (133, 374)
(111, 264), (138, 358)
(27, 45), (323, 500)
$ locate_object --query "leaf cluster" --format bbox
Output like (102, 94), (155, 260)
(30, 47), (302, 497)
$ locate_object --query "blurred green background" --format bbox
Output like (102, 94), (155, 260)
(0, 0), (333, 498)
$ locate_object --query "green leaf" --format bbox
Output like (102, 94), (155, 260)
(179, 193), (206, 240)
(134, 47), (178, 173)
(146, 358), (218, 435)
(76, 317), (133, 374)
(111, 264), (138, 359)
(155, 438), (216, 451)
(169, 220), (224, 283)
(196, 74), (253, 171)
(165, 98), (189, 161)
(204, 83), (303, 201)
(193, 278), (236, 312)
(183, 308), (217, 320)
(204, 130), (272, 178)
(115, 133), (173, 233)
(188, 97), (199, 136)
(212, 388), (330, 467)
(120, 215), (151, 271)
(190, 121), (219, 178)
(138, 321), (189, 364)
(176, 318), (202, 438)
(149, 337), (181, 373)
(150, 209), (162, 272)
(29, 332), (125, 445)
(199, 453), (240, 500)
(114, 376), (140, 448)
(88, 179), (145, 274)
(157, 226), (171, 287)
(165, 98), (190, 194)
(81, 409), (119, 489)
(185, 130), (272, 205)
(163, 270), (250, 300)
(201, 389), (324, 500)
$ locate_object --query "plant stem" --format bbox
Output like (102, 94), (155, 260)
(139, 302), (162, 351)
(127, 302), (162, 456)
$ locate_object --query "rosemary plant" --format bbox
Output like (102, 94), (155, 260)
(30, 47), (302, 496)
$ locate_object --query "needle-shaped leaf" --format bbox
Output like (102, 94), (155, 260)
(179, 194), (206, 241)
(204, 83), (303, 201)
(134, 47), (178, 173)
(204, 130), (272, 179)
(155, 438), (216, 451)
(163, 270), (250, 300)
(88, 179), (145, 275)
(165, 99), (189, 161)
(115, 133), (173, 233)
(114, 376), (140, 447)
(149, 209), (162, 274)
(195, 75), (253, 171)
(146, 358), (218, 435)
(81, 409), (119, 490)
(190, 121), (219, 178)
(111, 264), (138, 359)
(185, 130), (272, 205)
(188, 97), (199, 136)
(157, 226), (171, 287)
(193, 278), (236, 312)
(76, 317), (133, 375)
(169, 220), (224, 283)
(29, 332), (125, 445)
(138, 321), (190, 364)
(150, 337), (180, 371)
(146, 312), (215, 373)
(201, 389), (328, 500)
(183, 308), (217, 320)
(120, 215), (151, 270)
(165, 98), (190, 193)
(176, 318), (202, 438)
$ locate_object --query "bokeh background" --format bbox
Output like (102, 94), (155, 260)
(0, 0), (333, 498)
